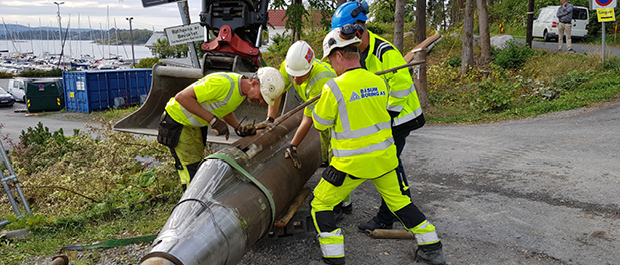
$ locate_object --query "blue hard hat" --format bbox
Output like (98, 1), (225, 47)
(331, 0), (369, 30)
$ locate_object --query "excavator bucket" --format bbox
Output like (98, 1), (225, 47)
(113, 62), (303, 144)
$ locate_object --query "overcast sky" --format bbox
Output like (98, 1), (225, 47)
(1, 0), (206, 31)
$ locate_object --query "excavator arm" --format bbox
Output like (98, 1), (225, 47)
(114, 0), (304, 144)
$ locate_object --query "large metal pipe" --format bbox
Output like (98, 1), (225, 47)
(140, 109), (322, 265)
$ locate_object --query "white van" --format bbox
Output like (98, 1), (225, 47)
(533, 5), (589, 42)
(7, 78), (27, 102)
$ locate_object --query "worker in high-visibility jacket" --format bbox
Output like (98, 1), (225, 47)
(331, 0), (427, 234)
(157, 67), (285, 190)
(255, 41), (336, 169)
(308, 26), (444, 265)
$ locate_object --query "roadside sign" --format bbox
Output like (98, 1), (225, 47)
(141, 0), (183, 8)
(164, 23), (205, 46)
(591, 0), (617, 10)
(597, 7), (616, 21)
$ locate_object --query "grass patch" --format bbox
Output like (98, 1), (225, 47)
(0, 120), (184, 265)
(424, 45), (620, 124)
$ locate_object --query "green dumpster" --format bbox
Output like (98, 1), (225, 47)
(26, 79), (64, 112)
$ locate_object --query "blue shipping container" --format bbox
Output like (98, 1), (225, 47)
(63, 69), (152, 113)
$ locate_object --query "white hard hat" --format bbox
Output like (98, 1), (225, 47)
(285, 40), (315, 77)
(322, 24), (363, 61)
(256, 67), (285, 105)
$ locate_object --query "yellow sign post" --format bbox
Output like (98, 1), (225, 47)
(597, 7), (616, 22)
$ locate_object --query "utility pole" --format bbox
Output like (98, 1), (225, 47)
(54, 2), (64, 56)
(526, 0), (535, 47)
(126, 17), (135, 67)
(178, 1), (201, 68)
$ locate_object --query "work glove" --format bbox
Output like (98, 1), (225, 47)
(236, 123), (257, 137)
(210, 116), (230, 140)
(284, 145), (301, 169)
(255, 117), (274, 129)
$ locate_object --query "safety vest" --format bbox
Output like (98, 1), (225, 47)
(361, 31), (424, 128)
(313, 68), (398, 178)
(279, 59), (336, 117)
(165, 72), (246, 127)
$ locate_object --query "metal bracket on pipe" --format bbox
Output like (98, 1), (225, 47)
(205, 154), (276, 233)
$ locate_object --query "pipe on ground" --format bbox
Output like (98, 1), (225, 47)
(140, 109), (321, 265)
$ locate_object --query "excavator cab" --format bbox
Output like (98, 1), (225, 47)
(114, 0), (303, 144)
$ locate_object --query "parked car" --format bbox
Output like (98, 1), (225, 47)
(533, 5), (589, 42)
(0, 87), (16, 107)
(7, 77), (27, 102)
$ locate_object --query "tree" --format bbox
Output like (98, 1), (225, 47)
(477, 0), (492, 62)
(394, 0), (405, 53)
(461, 0), (474, 75)
(370, 0), (415, 24)
(370, 0), (396, 23)
(427, 0), (447, 31)
(272, 0), (334, 42)
(414, 0), (426, 44)
(150, 38), (188, 59)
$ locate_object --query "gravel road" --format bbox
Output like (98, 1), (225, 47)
(21, 99), (620, 265)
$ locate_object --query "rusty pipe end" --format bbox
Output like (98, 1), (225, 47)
(50, 255), (69, 265)
(140, 253), (182, 265)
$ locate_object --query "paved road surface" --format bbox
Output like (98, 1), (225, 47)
(0, 102), (94, 149)
(523, 38), (620, 57)
(240, 100), (620, 265)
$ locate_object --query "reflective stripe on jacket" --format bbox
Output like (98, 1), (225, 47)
(165, 73), (245, 127)
(361, 31), (423, 127)
(279, 59), (336, 117)
(313, 68), (398, 178)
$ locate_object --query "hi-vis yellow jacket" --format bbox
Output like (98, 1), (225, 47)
(313, 68), (398, 178)
(361, 31), (424, 133)
(165, 72), (245, 127)
(279, 59), (336, 117)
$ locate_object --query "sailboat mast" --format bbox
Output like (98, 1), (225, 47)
(114, 18), (119, 57)
(1, 18), (18, 53)
(106, 5), (110, 58)
(78, 13), (81, 58)
(99, 22), (104, 58)
(28, 23), (34, 54)
(88, 16), (95, 58)
(39, 18), (43, 55)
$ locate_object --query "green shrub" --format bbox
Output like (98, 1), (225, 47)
(473, 81), (515, 112)
(264, 32), (292, 67)
(366, 22), (387, 35)
(267, 32), (292, 54)
(602, 56), (620, 71)
(19, 68), (63, 77)
(0, 71), (15, 78)
(135, 57), (163, 69)
(6, 121), (178, 218)
(444, 57), (461, 68)
(492, 40), (534, 70)
(16, 122), (76, 175)
(551, 70), (594, 91)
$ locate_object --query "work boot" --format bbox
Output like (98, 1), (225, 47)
(357, 216), (393, 232)
(340, 201), (352, 214)
(333, 205), (345, 223)
(414, 245), (446, 265)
